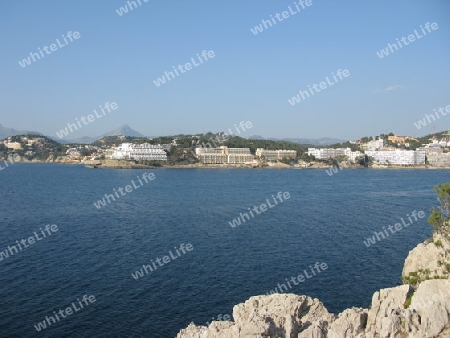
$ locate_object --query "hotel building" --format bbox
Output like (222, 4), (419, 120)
(256, 149), (297, 161)
(427, 152), (450, 167)
(195, 146), (255, 164)
(307, 148), (362, 162)
(361, 139), (384, 151)
(111, 143), (167, 161)
(364, 150), (425, 165)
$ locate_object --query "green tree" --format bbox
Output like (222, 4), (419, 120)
(356, 155), (372, 167)
(428, 182), (450, 234)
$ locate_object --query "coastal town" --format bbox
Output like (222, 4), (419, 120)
(1, 131), (450, 169)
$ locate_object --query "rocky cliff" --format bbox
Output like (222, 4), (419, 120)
(176, 235), (450, 338)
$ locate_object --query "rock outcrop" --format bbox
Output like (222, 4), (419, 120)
(402, 232), (450, 284)
(177, 234), (450, 338)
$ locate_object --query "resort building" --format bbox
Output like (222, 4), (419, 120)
(5, 141), (22, 150)
(416, 146), (443, 155)
(361, 139), (384, 151)
(364, 150), (425, 165)
(256, 149), (297, 161)
(427, 152), (450, 167)
(307, 148), (361, 161)
(111, 143), (167, 161)
(195, 146), (255, 164)
(388, 135), (418, 144)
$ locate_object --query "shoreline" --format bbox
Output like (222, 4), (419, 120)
(7, 160), (450, 170)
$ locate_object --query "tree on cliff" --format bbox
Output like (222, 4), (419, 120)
(428, 182), (450, 234)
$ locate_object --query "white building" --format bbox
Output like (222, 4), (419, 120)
(307, 148), (361, 161)
(365, 150), (425, 165)
(361, 139), (384, 151)
(427, 152), (450, 167)
(416, 146), (443, 155)
(111, 143), (167, 161)
(345, 149), (363, 162)
(195, 146), (255, 164)
(256, 149), (297, 161)
(5, 141), (22, 150)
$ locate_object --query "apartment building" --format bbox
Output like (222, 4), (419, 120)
(111, 143), (167, 161)
(427, 152), (450, 167)
(5, 141), (22, 150)
(256, 149), (297, 161)
(307, 148), (361, 161)
(195, 146), (255, 164)
(416, 146), (443, 155)
(364, 150), (425, 165)
(361, 139), (384, 151)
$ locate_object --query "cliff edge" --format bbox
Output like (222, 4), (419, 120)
(176, 183), (450, 338)
(176, 237), (450, 337)
(176, 182), (450, 338)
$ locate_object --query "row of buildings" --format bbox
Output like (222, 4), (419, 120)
(195, 147), (254, 164)
(364, 150), (426, 166)
(307, 148), (363, 162)
(108, 143), (298, 164)
(110, 143), (168, 161)
(195, 146), (297, 164)
(308, 137), (450, 166)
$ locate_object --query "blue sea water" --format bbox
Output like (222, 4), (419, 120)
(0, 164), (448, 337)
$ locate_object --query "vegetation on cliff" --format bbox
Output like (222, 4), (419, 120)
(402, 182), (450, 286)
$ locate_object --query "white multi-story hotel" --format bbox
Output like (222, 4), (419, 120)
(256, 149), (297, 161)
(195, 146), (255, 164)
(361, 139), (384, 151)
(364, 150), (425, 165)
(416, 146), (443, 155)
(427, 152), (450, 167)
(111, 143), (167, 161)
(308, 148), (346, 159)
(307, 148), (362, 161)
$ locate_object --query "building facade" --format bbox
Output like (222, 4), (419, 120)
(364, 150), (425, 165)
(388, 136), (418, 144)
(427, 152), (450, 167)
(307, 148), (361, 161)
(111, 143), (167, 161)
(195, 146), (255, 164)
(256, 149), (297, 161)
(361, 139), (384, 151)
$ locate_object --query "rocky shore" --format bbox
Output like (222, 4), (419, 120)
(176, 231), (450, 337)
(8, 156), (450, 170)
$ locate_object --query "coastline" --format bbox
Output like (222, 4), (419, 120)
(8, 159), (450, 170)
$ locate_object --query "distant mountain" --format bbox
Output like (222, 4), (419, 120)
(275, 137), (347, 146)
(63, 125), (145, 144)
(101, 124), (144, 138)
(0, 123), (42, 139)
(60, 136), (97, 144)
(249, 135), (347, 146)
(249, 135), (265, 140)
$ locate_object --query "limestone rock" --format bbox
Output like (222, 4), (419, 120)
(177, 294), (334, 338)
(177, 231), (450, 338)
(403, 233), (450, 282)
(365, 284), (413, 335)
(409, 279), (450, 337)
(327, 308), (367, 338)
(176, 323), (209, 338)
(232, 294), (333, 337)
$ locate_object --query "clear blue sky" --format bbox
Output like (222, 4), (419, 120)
(1, 0), (449, 140)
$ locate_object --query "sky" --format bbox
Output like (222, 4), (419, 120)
(1, 0), (449, 141)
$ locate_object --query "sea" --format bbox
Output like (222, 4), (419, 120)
(0, 164), (447, 337)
